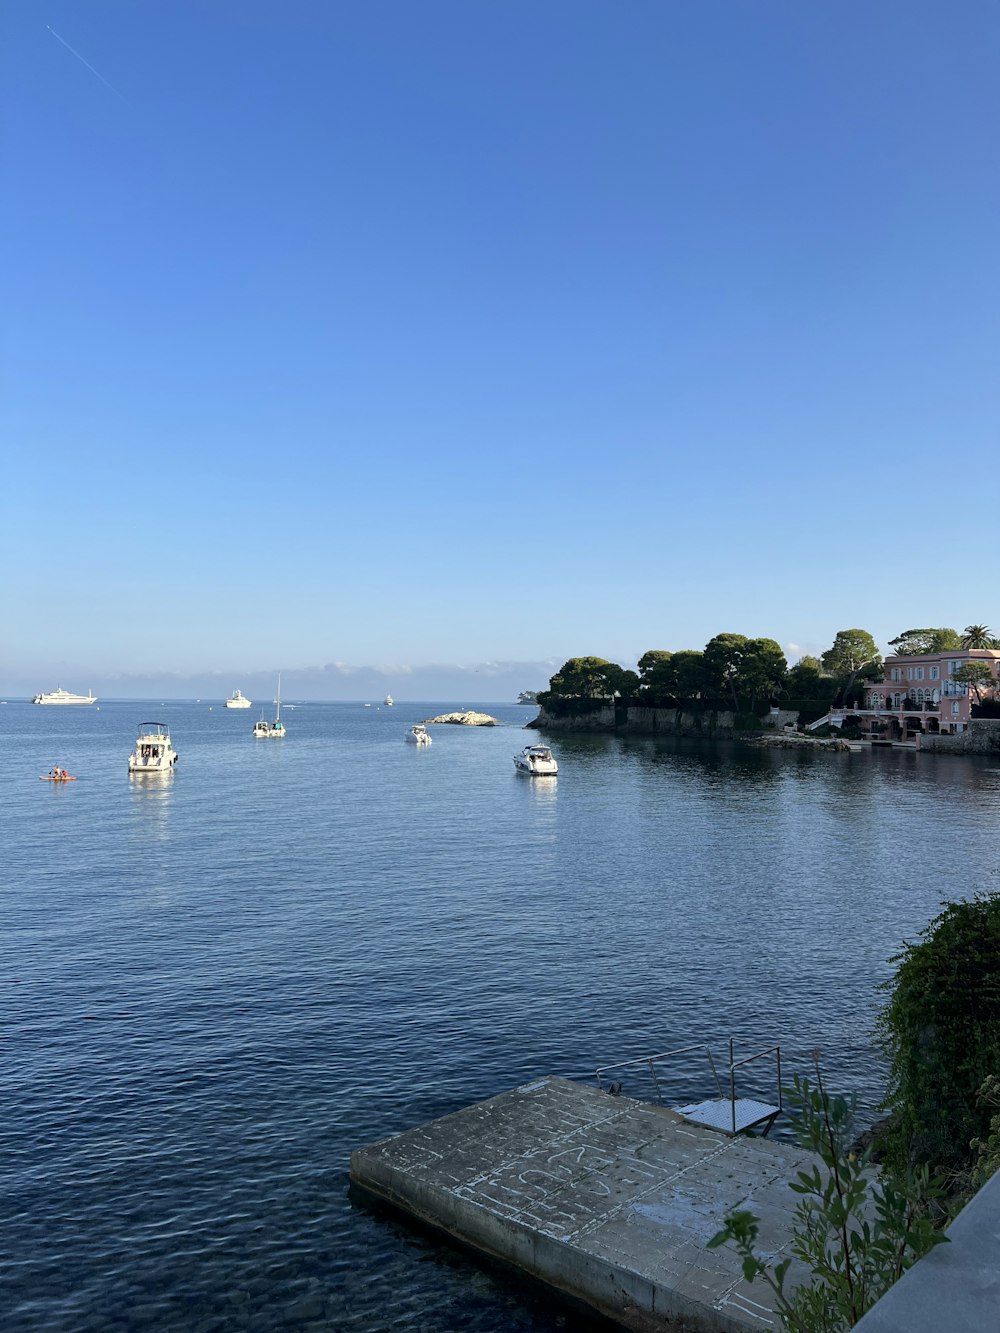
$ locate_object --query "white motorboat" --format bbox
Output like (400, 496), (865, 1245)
(513, 744), (558, 776)
(405, 725), (431, 746)
(253, 675), (285, 737)
(384, 694), (394, 706)
(32, 687), (97, 705)
(128, 722), (178, 773)
(225, 689), (252, 709)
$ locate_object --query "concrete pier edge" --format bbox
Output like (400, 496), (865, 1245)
(351, 1075), (820, 1333)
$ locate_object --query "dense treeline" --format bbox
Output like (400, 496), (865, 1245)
(537, 624), (997, 715)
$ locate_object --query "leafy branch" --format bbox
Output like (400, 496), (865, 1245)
(708, 1054), (949, 1332)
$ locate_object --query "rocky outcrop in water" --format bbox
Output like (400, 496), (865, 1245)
(423, 711), (501, 726)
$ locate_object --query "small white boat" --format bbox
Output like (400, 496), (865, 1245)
(32, 687), (97, 705)
(514, 744), (558, 776)
(225, 689), (252, 709)
(405, 725), (431, 746)
(253, 675), (285, 737)
(128, 722), (179, 773)
(385, 694), (394, 706)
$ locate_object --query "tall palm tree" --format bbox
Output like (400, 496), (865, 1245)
(961, 624), (996, 649)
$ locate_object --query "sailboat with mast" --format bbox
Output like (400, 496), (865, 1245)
(253, 674), (286, 738)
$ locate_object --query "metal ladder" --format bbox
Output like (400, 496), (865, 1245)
(595, 1038), (783, 1136)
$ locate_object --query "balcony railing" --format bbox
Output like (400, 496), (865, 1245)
(863, 702), (942, 714)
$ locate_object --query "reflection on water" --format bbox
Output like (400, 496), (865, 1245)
(2, 702), (1000, 1333)
(128, 769), (174, 841)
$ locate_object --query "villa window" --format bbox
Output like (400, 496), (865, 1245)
(891, 668), (901, 683)
(952, 702), (960, 716)
(907, 667), (914, 681)
(948, 660), (960, 674)
(916, 667), (924, 680)
(930, 665), (940, 680)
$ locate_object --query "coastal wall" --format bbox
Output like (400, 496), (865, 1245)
(919, 719), (1000, 756)
(529, 704), (800, 737)
(853, 1169), (1000, 1333)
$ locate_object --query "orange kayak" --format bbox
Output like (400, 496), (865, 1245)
(39, 774), (77, 781)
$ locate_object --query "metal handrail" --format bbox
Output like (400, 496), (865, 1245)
(595, 1043), (723, 1104)
(596, 1039), (782, 1135)
(725, 1039), (782, 1133)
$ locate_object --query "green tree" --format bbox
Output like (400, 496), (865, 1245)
(637, 649), (672, 679)
(821, 629), (880, 675)
(821, 630), (881, 705)
(546, 656), (616, 698)
(961, 624), (997, 649)
(672, 650), (707, 698)
(700, 634), (788, 712)
(877, 894), (1000, 1173)
(740, 638), (788, 711)
(702, 633), (749, 710)
(888, 628), (961, 655)
(787, 658), (835, 703)
(952, 661), (995, 702)
(638, 649), (708, 701)
(546, 657), (637, 699)
(637, 650), (673, 695)
(609, 667), (640, 698)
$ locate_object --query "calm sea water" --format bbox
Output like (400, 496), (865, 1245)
(3, 700), (999, 1332)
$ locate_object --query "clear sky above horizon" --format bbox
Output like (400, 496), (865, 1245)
(4, 1), (998, 693)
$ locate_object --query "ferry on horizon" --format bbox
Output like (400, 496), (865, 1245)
(32, 687), (97, 705)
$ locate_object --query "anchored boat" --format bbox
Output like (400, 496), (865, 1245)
(225, 689), (252, 709)
(32, 687), (97, 705)
(513, 744), (558, 776)
(405, 725), (431, 746)
(128, 722), (179, 773)
(253, 675), (285, 737)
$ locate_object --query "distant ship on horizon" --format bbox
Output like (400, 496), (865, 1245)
(32, 687), (97, 705)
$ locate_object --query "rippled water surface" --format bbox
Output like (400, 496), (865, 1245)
(4, 700), (999, 1332)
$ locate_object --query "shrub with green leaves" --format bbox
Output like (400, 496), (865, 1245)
(969, 1075), (1000, 1193)
(876, 893), (1000, 1174)
(709, 1061), (947, 1332)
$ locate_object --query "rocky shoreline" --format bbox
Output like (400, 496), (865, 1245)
(749, 732), (854, 752)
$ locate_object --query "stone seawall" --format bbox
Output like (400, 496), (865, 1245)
(919, 719), (1000, 756)
(529, 705), (800, 737)
(529, 705), (618, 731)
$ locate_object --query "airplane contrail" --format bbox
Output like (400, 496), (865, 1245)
(47, 25), (126, 101)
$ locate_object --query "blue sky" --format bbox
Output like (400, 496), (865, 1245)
(3, 2), (998, 697)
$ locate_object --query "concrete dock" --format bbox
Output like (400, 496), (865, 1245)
(351, 1075), (819, 1333)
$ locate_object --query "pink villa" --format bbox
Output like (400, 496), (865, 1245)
(833, 649), (1000, 740)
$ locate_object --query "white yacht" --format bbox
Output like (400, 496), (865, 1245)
(32, 687), (97, 705)
(513, 744), (558, 776)
(384, 694), (394, 706)
(405, 724), (431, 746)
(128, 722), (179, 773)
(225, 689), (252, 709)
(253, 676), (285, 737)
